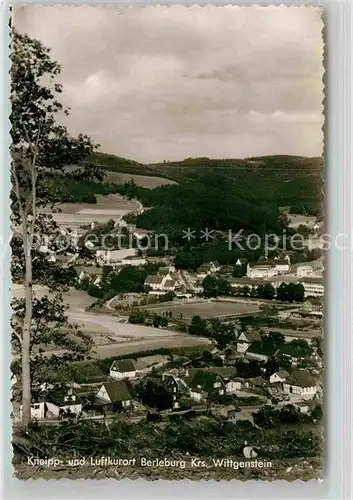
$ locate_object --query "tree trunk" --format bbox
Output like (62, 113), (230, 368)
(21, 228), (32, 426)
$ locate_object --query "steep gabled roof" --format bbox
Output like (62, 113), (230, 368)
(185, 370), (224, 393)
(285, 369), (317, 388)
(240, 331), (262, 343)
(164, 279), (176, 287)
(111, 359), (136, 373)
(102, 381), (134, 403)
(145, 275), (164, 285)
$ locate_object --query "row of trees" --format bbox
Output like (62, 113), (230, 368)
(202, 275), (305, 302)
(128, 309), (169, 327)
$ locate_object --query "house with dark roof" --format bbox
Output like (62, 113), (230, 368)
(184, 370), (226, 401)
(96, 380), (135, 411)
(237, 330), (262, 353)
(246, 342), (279, 362)
(269, 369), (290, 384)
(144, 272), (178, 295)
(196, 261), (221, 279)
(249, 375), (268, 388)
(283, 369), (317, 398)
(110, 359), (139, 380)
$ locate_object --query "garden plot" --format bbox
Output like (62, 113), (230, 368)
(51, 194), (140, 227)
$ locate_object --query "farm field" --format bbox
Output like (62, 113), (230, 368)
(142, 299), (260, 320)
(104, 170), (177, 187)
(12, 285), (97, 313)
(48, 194), (140, 227)
(93, 335), (212, 359)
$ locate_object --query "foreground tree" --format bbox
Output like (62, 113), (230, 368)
(11, 30), (101, 425)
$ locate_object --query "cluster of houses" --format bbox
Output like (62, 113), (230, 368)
(236, 329), (322, 367)
(189, 256), (324, 299)
(19, 342), (321, 422)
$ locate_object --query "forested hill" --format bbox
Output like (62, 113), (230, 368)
(88, 152), (323, 216)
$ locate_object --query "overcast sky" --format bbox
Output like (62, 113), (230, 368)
(14, 6), (324, 163)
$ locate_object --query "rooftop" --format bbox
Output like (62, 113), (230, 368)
(101, 380), (134, 403)
(285, 369), (317, 388)
(184, 370), (223, 394)
(111, 359), (136, 373)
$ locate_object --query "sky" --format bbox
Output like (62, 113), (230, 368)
(13, 5), (324, 163)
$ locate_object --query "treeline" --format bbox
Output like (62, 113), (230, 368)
(89, 152), (322, 216)
(189, 317), (237, 349)
(128, 309), (170, 327)
(202, 275), (305, 302)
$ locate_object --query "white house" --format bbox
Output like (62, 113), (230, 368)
(247, 262), (277, 279)
(58, 387), (83, 415)
(20, 401), (47, 420)
(269, 370), (289, 384)
(283, 369), (317, 399)
(184, 370), (225, 401)
(110, 359), (138, 380)
(226, 378), (250, 394)
(144, 272), (178, 295)
(19, 401), (65, 420)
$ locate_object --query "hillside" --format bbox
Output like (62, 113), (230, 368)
(88, 152), (323, 215)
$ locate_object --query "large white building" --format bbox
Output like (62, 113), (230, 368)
(247, 262), (277, 279)
(122, 255), (147, 267)
(96, 248), (138, 266)
(300, 277), (324, 297)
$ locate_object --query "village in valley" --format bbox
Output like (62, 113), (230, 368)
(11, 6), (324, 481)
(12, 198), (324, 434)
